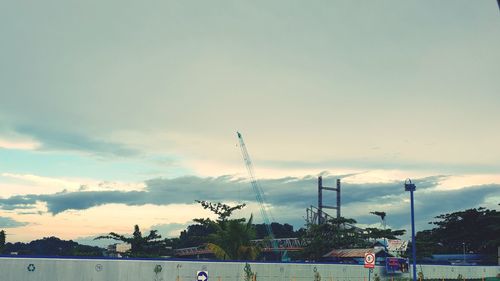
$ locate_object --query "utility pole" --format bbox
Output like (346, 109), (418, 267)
(318, 177), (322, 224)
(404, 179), (417, 281)
(463, 242), (466, 264)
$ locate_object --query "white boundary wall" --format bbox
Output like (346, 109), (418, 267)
(0, 257), (499, 281)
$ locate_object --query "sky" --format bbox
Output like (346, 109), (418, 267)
(0, 1), (499, 246)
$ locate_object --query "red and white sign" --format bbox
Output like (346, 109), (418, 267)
(364, 252), (375, 268)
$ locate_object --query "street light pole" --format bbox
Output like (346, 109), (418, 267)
(463, 242), (466, 264)
(405, 179), (417, 281)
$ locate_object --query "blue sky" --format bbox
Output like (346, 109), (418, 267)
(0, 1), (499, 244)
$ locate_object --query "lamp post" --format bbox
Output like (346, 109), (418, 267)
(405, 179), (417, 281)
(462, 242), (466, 264)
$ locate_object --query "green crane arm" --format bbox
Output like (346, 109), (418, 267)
(236, 132), (279, 253)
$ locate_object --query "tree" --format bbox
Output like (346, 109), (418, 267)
(300, 217), (406, 261)
(0, 230), (5, 254)
(3, 236), (103, 256)
(206, 215), (259, 260)
(195, 200), (246, 221)
(177, 223), (217, 248)
(301, 217), (368, 261)
(363, 228), (406, 240)
(95, 225), (171, 257)
(254, 222), (297, 239)
(413, 207), (500, 263)
(194, 200), (260, 260)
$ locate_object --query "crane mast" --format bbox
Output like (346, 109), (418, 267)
(236, 132), (279, 254)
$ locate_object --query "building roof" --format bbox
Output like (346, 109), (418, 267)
(372, 239), (388, 247)
(323, 247), (389, 258)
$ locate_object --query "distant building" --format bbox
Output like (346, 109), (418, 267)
(372, 239), (408, 257)
(422, 254), (489, 266)
(106, 243), (131, 258)
(322, 247), (393, 264)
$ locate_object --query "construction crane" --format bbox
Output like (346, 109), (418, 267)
(236, 132), (283, 259)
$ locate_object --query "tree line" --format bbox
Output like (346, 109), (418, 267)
(413, 206), (500, 264)
(0, 235), (102, 256)
(1, 202), (498, 263)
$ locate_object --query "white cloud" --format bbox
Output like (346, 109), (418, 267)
(436, 174), (500, 190)
(1, 172), (498, 243)
(343, 170), (434, 185)
(0, 137), (40, 150)
(6, 203), (216, 242)
(0, 173), (145, 197)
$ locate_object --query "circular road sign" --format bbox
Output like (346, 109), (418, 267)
(197, 271), (208, 281)
(364, 252), (375, 268)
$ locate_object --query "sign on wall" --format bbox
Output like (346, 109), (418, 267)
(385, 257), (409, 274)
(197, 271), (208, 281)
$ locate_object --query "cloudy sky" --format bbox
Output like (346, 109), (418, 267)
(0, 1), (499, 245)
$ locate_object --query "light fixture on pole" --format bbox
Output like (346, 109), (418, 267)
(370, 211), (387, 251)
(404, 179), (417, 281)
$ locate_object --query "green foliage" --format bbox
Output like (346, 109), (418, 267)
(243, 263), (255, 281)
(301, 217), (367, 260)
(195, 200), (246, 221)
(413, 207), (500, 261)
(301, 216), (405, 261)
(195, 200), (259, 260)
(0, 230), (5, 254)
(176, 223), (217, 248)
(254, 222), (299, 239)
(364, 227), (406, 240)
(3, 236), (103, 256)
(95, 225), (171, 257)
(208, 215), (258, 260)
(177, 221), (302, 250)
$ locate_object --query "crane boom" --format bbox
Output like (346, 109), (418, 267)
(236, 132), (279, 252)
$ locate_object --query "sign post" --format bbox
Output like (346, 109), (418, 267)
(364, 252), (375, 281)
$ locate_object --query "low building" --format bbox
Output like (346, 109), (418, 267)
(106, 243), (131, 258)
(322, 247), (393, 264)
(422, 254), (490, 265)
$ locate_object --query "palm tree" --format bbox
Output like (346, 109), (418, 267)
(195, 201), (260, 260)
(206, 215), (259, 260)
(95, 225), (168, 257)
